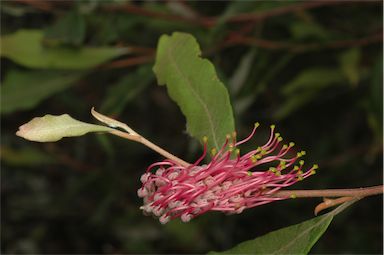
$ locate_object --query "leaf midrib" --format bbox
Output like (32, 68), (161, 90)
(166, 40), (219, 149)
(272, 213), (332, 254)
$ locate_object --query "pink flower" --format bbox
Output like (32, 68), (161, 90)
(137, 124), (318, 224)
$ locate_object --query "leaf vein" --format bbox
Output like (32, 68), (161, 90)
(166, 42), (219, 149)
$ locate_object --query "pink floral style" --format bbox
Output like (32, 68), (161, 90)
(137, 124), (318, 224)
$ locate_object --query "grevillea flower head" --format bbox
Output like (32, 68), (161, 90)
(138, 123), (318, 224)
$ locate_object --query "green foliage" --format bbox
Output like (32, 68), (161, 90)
(1, 146), (55, 166)
(290, 22), (330, 40)
(16, 114), (113, 142)
(44, 10), (86, 47)
(366, 55), (383, 137)
(1, 70), (83, 114)
(153, 32), (235, 150)
(210, 201), (355, 255)
(275, 68), (346, 119)
(338, 48), (361, 86)
(1, 30), (128, 69)
(100, 64), (154, 116)
(282, 68), (345, 96)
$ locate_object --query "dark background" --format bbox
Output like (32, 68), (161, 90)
(1, 1), (383, 254)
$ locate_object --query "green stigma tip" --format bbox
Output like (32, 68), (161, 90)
(289, 142), (295, 147)
(247, 171), (252, 176)
(298, 176), (303, 181)
(235, 148), (240, 155)
(277, 137), (283, 142)
(294, 166), (299, 170)
(301, 150), (306, 155)
(226, 134), (231, 139)
(313, 164), (319, 169)
(311, 170), (316, 175)
(275, 133), (280, 137)
(297, 152), (302, 157)
(211, 148), (217, 156)
(202, 136), (208, 143)
(255, 122), (260, 128)
(282, 145), (288, 149)
(290, 194), (297, 199)
(270, 124), (276, 129)
(299, 160), (304, 165)
(269, 167), (276, 172)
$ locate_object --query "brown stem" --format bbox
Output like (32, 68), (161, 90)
(273, 185), (383, 198)
(225, 32), (382, 52)
(109, 130), (190, 168)
(91, 108), (191, 168)
(102, 4), (213, 28)
(314, 196), (356, 215)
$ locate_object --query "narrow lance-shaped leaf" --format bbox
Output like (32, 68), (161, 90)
(1, 30), (129, 69)
(209, 200), (357, 255)
(16, 114), (113, 142)
(1, 70), (83, 114)
(153, 32), (235, 150)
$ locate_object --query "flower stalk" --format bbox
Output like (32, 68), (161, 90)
(91, 108), (190, 167)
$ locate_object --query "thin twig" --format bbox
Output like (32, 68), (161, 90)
(314, 196), (356, 215)
(102, 1), (378, 28)
(226, 1), (347, 23)
(102, 4), (213, 28)
(12, 0), (54, 11)
(109, 129), (190, 168)
(273, 185), (383, 198)
(224, 32), (382, 52)
(91, 108), (190, 168)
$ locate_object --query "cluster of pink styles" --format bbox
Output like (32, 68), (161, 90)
(137, 123), (318, 224)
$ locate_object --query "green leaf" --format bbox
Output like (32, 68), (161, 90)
(274, 91), (317, 120)
(153, 32), (235, 150)
(229, 49), (257, 96)
(210, 201), (356, 255)
(1, 146), (55, 166)
(366, 55), (383, 137)
(282, 68), (345, 96)
(100, 64), (154, 116)
(1, 70), (83, 114)
(290, 22), (329, 40)
(1, 29), (128, 69)
(44, 10), (86, 47)
(275, 68), (347, 119)
(16, 114), (113, 142)
(338, 48), (361, 86)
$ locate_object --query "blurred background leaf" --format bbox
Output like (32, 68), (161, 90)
(1, 70), (83, 114)
(100, 64), (154, 116)
(44, 10), (86, 47)
(1, 30), (128, 69)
